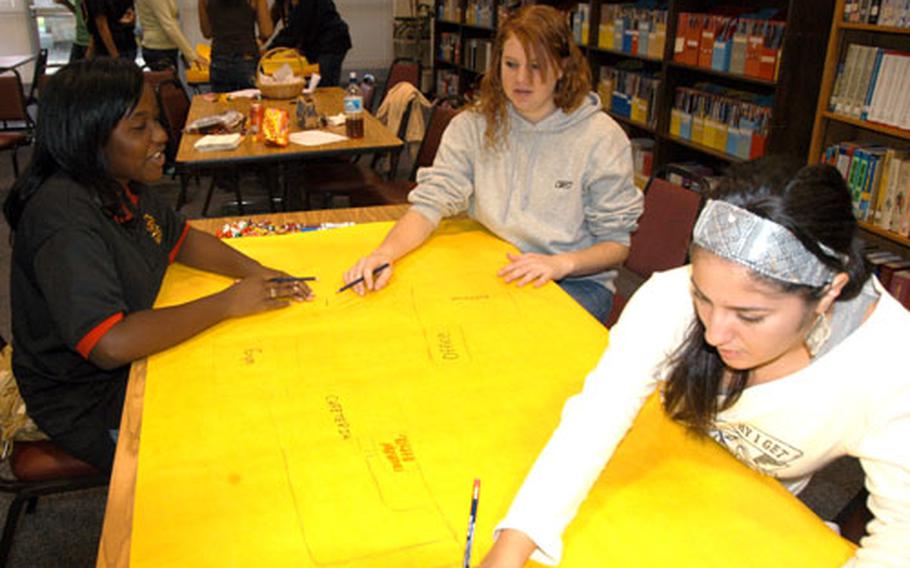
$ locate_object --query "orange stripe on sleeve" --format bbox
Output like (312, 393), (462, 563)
(169, 223), (190, 264)
(75, 312), (124, 359)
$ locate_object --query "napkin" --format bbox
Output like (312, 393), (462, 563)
(194, 133), (243, 152)
(288, 131), (348, 146)
(226, 88), (261, 100)
(326, 113), (346, 127)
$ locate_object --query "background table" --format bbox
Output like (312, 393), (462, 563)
(177, 88), (402, 168)
(0, 54), (37, 71)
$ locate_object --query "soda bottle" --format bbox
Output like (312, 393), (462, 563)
(344, 71), (364, 138)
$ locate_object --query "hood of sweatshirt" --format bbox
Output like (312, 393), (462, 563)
(506, 92), (604, 135)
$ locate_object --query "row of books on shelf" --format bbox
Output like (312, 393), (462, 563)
(669, 84), (772, 159)
(596, 4), (668, 59)
(437, 0), (535, 26)
(438, 32), (461, 64)
(464, 0), (495, 28)
(828, 44), (910, 129)
(866, 249), (910, 310)
(630, 138), (654, 183)
(463, 38), (492, 72)
(571, 3), (592, 45)
(843, 0), (910, 27)
(438, 0), (461, 23)
(436, 70), (460, 97)
(674, 12), (784, 81)
(597, 65), (660, 129)
(437, 34), (492, 72)
(821, 142), (910, 236)
(668, 162), (717, 190)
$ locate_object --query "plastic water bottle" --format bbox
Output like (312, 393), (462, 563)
(344, 71), (364, 138)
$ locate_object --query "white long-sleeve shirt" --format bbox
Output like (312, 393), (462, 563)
(498, 266), (910, 567)
(136, 0), (195, 62)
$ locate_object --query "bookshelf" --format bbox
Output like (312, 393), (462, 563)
(809, 0), (910, 251)
(433, 0), (834, 177)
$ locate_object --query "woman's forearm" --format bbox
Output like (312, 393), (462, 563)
(478, 529), (537, 568)
(371, 209), (436, 262)
(89, 289), (235, 369)
(558, 240), (630, 278)
(176, 228), (269, 279)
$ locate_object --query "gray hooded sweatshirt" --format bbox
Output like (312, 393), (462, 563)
(408, 92), (644, 291)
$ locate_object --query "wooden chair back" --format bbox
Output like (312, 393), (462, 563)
(625, 176), (704, 280)
(155, 79), (191, 164)
(407, 95), (463, 181)
(0, 70), (31, 128)
(605, 167), (706, 327)
(382, 57), (421, 103)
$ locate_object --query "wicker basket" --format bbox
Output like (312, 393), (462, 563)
(256, 48), (307, 99)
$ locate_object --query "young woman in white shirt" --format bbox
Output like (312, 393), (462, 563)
(480, 158), (910, 567)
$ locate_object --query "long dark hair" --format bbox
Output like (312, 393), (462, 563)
(662, 157), (870, 433)
(3, 57), (145, 232)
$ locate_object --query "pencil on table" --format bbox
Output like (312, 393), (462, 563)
(268, 276), (317, 283)
(337, 262), (391, 293)
(463, 478), (480, 568)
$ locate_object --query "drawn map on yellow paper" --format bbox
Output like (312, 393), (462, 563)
(131, 220), (854, 567)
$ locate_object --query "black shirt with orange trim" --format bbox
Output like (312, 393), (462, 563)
(9, 173), (188, 471)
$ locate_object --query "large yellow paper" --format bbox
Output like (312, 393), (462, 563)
(131, 220), (854, 567)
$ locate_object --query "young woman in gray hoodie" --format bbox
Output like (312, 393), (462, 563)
(343, 5), (643, 324)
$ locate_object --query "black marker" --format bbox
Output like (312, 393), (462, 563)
(269, 276), (317, 283)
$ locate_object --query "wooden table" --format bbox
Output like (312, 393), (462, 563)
(177, 88), (402, 167)
(96, 205), (409, 567)
(97, 204), (853, 567)
(0, 53), (37, 72)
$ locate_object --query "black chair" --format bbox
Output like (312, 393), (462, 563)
(23, 48), (48, 111)
(376, 57), (421, 108)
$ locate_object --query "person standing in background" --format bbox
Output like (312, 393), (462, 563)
(199, 0), (273, 92)
(136, 0), (205, 71)
(82, 0), (138, 60)
(269, 0), (351, 87)
(55, 0), (91, 61)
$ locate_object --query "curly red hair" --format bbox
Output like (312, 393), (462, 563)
(473, 5), (591, 149)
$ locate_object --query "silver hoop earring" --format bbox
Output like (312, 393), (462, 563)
(805, 313), (831, 358)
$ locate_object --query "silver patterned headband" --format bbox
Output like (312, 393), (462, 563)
(692, 199), (842, 288)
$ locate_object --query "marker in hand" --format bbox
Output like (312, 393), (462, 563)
(337, 262), (391, 293)
(268, 276), (317, 283)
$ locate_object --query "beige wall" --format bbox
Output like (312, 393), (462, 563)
(0, 0), (37, 59)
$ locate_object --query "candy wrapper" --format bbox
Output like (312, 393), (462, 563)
(262, 107), (289, 147)
(185, 110), (245, 134)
